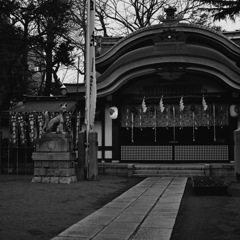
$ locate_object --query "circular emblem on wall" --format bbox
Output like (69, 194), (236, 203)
(109, 106), (118, 119)
(230, 104), (238, 118)
(48, 141), (55, 150)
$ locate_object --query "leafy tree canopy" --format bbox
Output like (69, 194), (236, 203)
(0, 18), (24, 109)
(0, 0), (75, 97)
(195, 0), (240, 21)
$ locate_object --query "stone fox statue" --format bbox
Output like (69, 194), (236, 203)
(43, 103), (69, 133)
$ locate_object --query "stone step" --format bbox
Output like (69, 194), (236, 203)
(134, 169), (204, 174)
(133, 169), (204, 177)
(133, 173), (204, 177)
(134, 165), (204, 170)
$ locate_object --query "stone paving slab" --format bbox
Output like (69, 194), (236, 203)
(114, 212), (146, 223)
(124, 206), (152, 214)
(99, 222), (139, 235)
(58, 223), (105, 238)
(92, 233), (130, 240)
(131, 228), (172, 240)
(51, 177), (187, 240)
(52, 237), (88, 240)
(149, 210), (178, 218)
(141, 216), (176, 228)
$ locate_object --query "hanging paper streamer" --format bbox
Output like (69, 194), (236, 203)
(213, 103), (216, 142)
(37, 113), (44, 138)
(139, 108), (142, 130)
(28, 113), (35, 143)
(179, 97), (184, 112)
(179, 114), (182, 129)
(159, 96), (165, 113)
(121, 103), (228, 129)
(76, 111), (81, 145)
(65, 112), (71, 131)
(126, 108), (129, 129)
(166, 109), (169, 129)
(131, 112), (134, 142)
(173, 105), (176, 141)
(153, 107), (157, 142)
(179, 97), (184, 129)
(202, 95), (208, 111)
(202, 95), (209, 128)
(193, 111), (195, 142)
(207, 110), (210, 129)
(142, 97), (147, 113)
(191, 105), (196, 142)
(220, 106), (223, 128)
(10, 113), (18, 146)
(18, 114), (26, 145)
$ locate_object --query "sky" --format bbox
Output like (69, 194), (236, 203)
(60, 18), (240, 84)
(217, 18), (240, 31)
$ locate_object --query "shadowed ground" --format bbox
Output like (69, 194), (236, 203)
(1, 175), (240, 240)
(0, 175), (142, 240)
(171, 179), (240, 240)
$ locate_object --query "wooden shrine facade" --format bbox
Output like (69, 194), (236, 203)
(117, 96), (232, 163)
(73, 22), (240, 163)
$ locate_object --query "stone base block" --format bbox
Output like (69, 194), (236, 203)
(33, 167), (75, 177)
(32, 176), (77, 184)
(59, 176), (77, 184)
(32, 158), (77, 184)
(32, 133), (78, 184)
(34, 160), (75, 169)
(31, 177), (42, 183)
(42, 177), (51, 183)
(50, 177), (59, 184)
(32, 152), (76, 161)
(36, 133), (73, 152)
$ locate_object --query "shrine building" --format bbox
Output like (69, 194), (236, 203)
(3, 12), (240, 174)
(69, 14), (240, 164)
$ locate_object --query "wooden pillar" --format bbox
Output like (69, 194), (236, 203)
(77, 131), (86, 180)
(234, 129), (240, 181)
(89, 132), (98, 180)
(112, 115), (120, 160)
(0, 132), (1, 174)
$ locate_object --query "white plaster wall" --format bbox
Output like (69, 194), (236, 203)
(105, 105), (112, 146)
(97, 151), (102, 159)
(105, 150), (112, 159)
(93, 121), (102, 146)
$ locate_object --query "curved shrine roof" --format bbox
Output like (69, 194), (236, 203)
(94, 23), (240, 97)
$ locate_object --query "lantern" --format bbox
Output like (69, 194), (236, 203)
(230, 104), (238, 117)
(109, 106), (118, 119)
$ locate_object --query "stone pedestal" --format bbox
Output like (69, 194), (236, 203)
(32, 133), (77, 184)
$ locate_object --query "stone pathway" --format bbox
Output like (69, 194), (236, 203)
(52, 177), (187, 240)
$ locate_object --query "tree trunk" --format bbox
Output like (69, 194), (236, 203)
(44, 21), (54, 96)
(44, 48), (52, 96)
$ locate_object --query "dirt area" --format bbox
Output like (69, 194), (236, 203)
(171, 179), (240, 240)
(0, 174), (143, 240)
